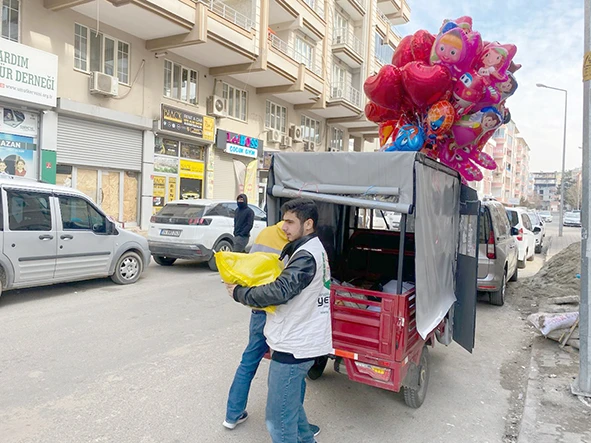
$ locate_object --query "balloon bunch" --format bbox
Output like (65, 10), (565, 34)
(364, 16), (520, 182)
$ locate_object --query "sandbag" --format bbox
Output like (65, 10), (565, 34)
(527, 312), (579, 336)
(216, 251), (284, 313)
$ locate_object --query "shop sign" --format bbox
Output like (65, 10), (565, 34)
(1, 107), (38, 138)
(0, 39), (58, 107)
(161, 104), (215, 142)
(0, 133), (37, 179)
(216, 130), (263, 159)
(154, 155), (179, 174)
(180, 159), (204, 180)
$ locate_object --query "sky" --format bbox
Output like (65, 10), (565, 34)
(396, 0), (585, 173)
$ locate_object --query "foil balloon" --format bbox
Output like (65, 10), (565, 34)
(385, 125), (425, 152)
(365, 102), (402, 123)
(425, 100), (456, 139)
(451, 70), (487, 117)
(411, 30), (436, 64)
(392, 35), (413, 67)
(451, 106), (503, 148)
(439, 141), (484, 182)
(401, 61), (453, 110)
(430, 20), (481, 75)
(363, 64), (404, 110)
(497, 72), (518, 102)
(474, 42), (517, 84)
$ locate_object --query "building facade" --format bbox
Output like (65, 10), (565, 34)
(3, 0), (409, 228)
(532, 171), (559, 211)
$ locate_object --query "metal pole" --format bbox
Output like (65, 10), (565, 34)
(559, 91), (567, 237)
(575, 0), (591, 397)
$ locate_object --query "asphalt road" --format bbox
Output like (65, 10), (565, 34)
(0, 235), (565, 443)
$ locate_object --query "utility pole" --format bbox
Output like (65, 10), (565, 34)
(574, 0), (591, 398)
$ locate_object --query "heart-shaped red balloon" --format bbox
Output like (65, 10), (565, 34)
(392, 35), (413, 67)
(365, 102), (403, 123)
(363, 64), (404, 110)
(402, 62), (453, 110)
(411, 30), (435, 64)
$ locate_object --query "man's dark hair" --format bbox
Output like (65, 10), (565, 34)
(281, 198), (318, 229)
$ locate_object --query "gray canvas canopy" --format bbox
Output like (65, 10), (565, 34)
(267, 152), (462, 339)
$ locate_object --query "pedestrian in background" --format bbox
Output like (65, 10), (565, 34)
(233, 194), (254, 253)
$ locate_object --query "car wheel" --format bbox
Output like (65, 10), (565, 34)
(509, 266), (518, 282)
(490, 271), (506, 306)
(403, 346), (430, 409)
(111, 251), (143, 285)
(527, 248), (535, 261)
(535, 244), (542, 254)
(307, 356), (329, 380)
(154, 256), (177, 266)
(208, 240), (233, 272)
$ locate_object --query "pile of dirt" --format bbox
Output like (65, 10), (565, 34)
(507, 242), (581, 314)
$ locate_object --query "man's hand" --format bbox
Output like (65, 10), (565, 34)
(225, 283), (237, 298)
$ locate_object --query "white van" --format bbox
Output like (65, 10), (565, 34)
(0, 176), (150, 298)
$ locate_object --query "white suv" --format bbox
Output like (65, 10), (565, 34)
(148, 199), (267, 270)
(506, 208), (536, 268)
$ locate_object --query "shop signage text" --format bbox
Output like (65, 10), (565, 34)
(226, 132), (259, 149)
(216, 130), (263, 159)
(0, 40), (58, 107)
(161, 104), (215, 142)
(226, 144), (258, 158)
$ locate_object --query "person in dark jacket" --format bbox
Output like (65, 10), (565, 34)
(233, 194), (254, 253)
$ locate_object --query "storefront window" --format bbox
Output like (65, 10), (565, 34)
(155, 138), (179, 156)
(180, 142), (204, 161)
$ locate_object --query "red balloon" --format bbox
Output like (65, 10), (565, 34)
(365, 102), (402, 123)
(411, 30), (435, 64)
(363, 64), (404, 110)
(401, 62), (453, 110)
(392, 35), (413, 67)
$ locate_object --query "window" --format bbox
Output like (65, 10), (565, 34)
(330, 127), (344, 151)
(222, 82), (247, 121)
(294, 36), (313, 68)
(7, 191), (51, 231)
(59, 196), (106, 233)
(74, 24), (130, 84)
(252, 206), (267, 221)
(2, 0), (19, 42)
(266, 101), (287, 133)
(374, 32), (394, 65)
(494, 128), (505, 138)
(301, 115), (321, 144)
(163, 60), (198, 105)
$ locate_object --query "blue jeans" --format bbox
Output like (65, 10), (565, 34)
(225, 311), (268, 423)
(266, 359), (316, 443)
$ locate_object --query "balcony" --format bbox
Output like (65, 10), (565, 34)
(268, 32), (322, 76)
(204, 0), (255, 31)
(332, 28), (363, 68)
(335, 0), (365, 21)
(330, 82), (361, 107)
(376, 0), (410, 25)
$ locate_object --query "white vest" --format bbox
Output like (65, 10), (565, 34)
(264, 237), (333, 359)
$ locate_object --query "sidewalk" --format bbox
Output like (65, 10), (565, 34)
(517, 228), (590, 443)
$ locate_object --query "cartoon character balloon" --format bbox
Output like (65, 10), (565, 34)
(451, 106), (503, 148)
(430, 19), (481, 75)
(385, 125), (426, 152)
(474, 42), (517, 84)
(425, 100), (456, 140)
(451, 70), (487, 116)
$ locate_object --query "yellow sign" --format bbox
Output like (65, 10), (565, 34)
(244, 160), (258, 204)
(153, 176), (165, 197)
(584, 51), (591, 82)
(180, 159), (205, 180)
(168, 177), (177, 201)
(203, 116), (215, 142)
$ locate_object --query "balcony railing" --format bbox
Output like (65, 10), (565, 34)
(268, 31), (322, 76)
(330, 81), (361, 107)
(333, 28), (363, 56)
(376, 8), (389, 24)
(203, 0), (255, 30)
(302, 0), (325, 18)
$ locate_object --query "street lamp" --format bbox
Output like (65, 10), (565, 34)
(537, 83), (568, 237)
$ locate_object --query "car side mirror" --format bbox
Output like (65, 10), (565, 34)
(511, 227), (519, 236)
(262, 216), (267, 222)
(533, 227), (541, 234)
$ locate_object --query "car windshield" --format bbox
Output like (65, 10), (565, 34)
(507, 210), (519, 227)
(566, 212), (580, 220)
(528, 213), (541, 225)
(153, 203), (206, 224)
(540, 211), (550, 216)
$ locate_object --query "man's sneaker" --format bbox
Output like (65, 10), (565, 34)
(310, 424), (321, 437)
(222, 411), (248, 430)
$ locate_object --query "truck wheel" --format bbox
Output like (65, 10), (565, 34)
(509, 267), (518, 282)
(154, 256), (176, 266)
(403, 346), (430, 409)
(307, 356), (329, 380)
(111, 251), (143, 285)
(208, 240), (233, 271)
(489, 272), (506, 306)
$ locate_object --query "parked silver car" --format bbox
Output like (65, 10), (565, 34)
(0, 176), (150, 299)
(478, 200), (519, 306)
(527, 211), (546, 253)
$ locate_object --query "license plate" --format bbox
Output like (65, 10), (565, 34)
(160, 229), (182, 237)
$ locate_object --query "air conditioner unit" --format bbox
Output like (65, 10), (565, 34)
(334, 34), (344, 44)
(207, 95), (227, 118)
(328, 147), (341, 152)
(289, 124), (303, 142)
(90, 71), (118, 97)
(280, 135), (292, 148)
(332, 88), (343, 98)
(267, 130), (281, 143)
(303, 141), (315, 152)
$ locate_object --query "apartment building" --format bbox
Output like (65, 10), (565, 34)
(532, 171), (559, 211)
(490, 120), (532, 205)
(1, 0), (408, 229)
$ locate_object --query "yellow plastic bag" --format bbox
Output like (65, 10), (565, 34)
(216, 251), (284, 313)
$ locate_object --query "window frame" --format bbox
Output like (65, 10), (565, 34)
(163, 59), (198, 105)
(58, 194), (108, 234)
(330, 127), (344, 151)
(265, 100), (287, 134)
(294, 35), (314, 69)
(301, 115), (321, 144)
(222, 82), (248, 122)
(6, 190), (52, 232)
(1, 0), (20, 43)
(74, 23), (131, 85)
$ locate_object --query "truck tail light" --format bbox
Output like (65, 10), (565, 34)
(487, 230), (496, 259)
(517, 228), (523, 242)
